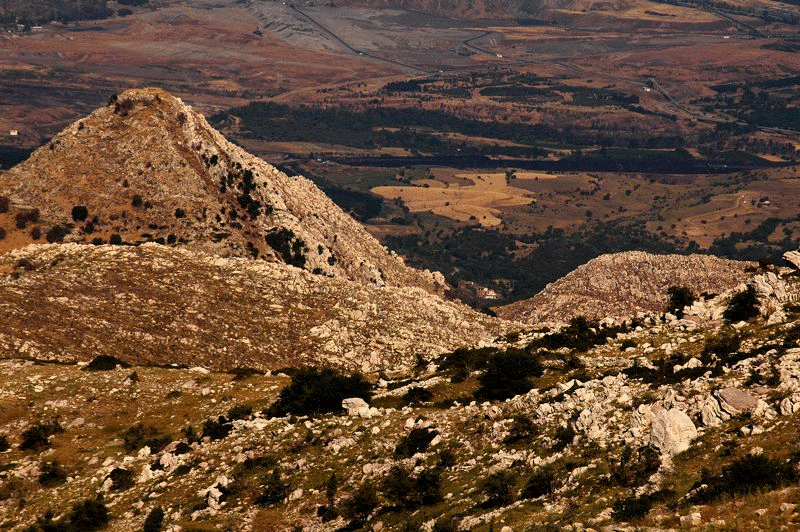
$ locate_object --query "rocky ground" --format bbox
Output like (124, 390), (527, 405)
(5, 258), (800, 531)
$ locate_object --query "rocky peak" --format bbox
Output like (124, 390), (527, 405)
(0, 88), (443, 293)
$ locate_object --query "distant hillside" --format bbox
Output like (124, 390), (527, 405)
(496, 251), (754, 324)
(0, 0), (114, 26)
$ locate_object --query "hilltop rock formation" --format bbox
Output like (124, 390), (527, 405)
(0, 88), (443, 293)
(495, 251), (753, 325)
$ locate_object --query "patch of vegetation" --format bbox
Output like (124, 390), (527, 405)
(475, 348), (543, 401)
(82, 354), (130, 371)
(107, 467), (134, 491)
(122, 423), (171, 453)
(520, 468), (555, 499)
(503, 415), (539, 445)
(689, 453), (798, 502)
(342, 481), (379, 528)
(666, 285), (696, 318)
(265, 368), (372, 418)
(723, 285), (760, 322)
(395, 427), (438, 458)
(201, 417), (233, 441)
(38, 461), (67, 487)
(264, 228), (308, 268)
(530, 316), (620, 353)
(255, 467), (289, 506)
(20, 419), (63, 451)
(382, 465), (443, 509)
(24, 495), (110, 532)
(482, 470), (517, 507)
(143, 507), (164, 532)
(611, 445), (660, 487)
(402, 386), (434, 406)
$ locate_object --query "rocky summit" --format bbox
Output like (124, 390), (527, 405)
(0, 88), (444, 293)
(4, 90), (800, 532)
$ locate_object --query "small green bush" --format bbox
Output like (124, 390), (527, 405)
(122, 423), (170, 453)
(402, 386), (433, 405)
(143, 507), (164, 532)
(723, 286), (760, 323)
(619, 339), (637, 351)
(0, 196), (9, 213)
(201, 417), (232, 441)
(503, 415), (539, 445)
(702, 332), (741, 360)
(71, 206), (89, 222)
(690, 453), (798, 502)
(108, 467), (134, 491)
(666, 285), (696, 318)
(266, 368), (372, 418)
(483, 470), (517, 507)
(611, 445), (660, 487)
(38, 461), (67, 487)
(226, 404), (253, 421)
(611, 494), (652, 521)
(342, 481), (379, 527)
(20, 419), (63, 451)
(0, 434), (9, 451)
(475, 348), (543, 401)
(395, 427), (438, 458)
(255, 467), (288, 506)
(520, 468), (555, 499)
(83, 354), (130, 371)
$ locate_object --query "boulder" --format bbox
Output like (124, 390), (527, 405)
(342, 397), (369, 416)
(650, 408), (697, 455)
(718, 388), (758, 415)
(783, 250), (800, 270)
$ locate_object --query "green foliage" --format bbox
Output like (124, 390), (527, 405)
(38, 461), (67, 487)
(395, 427), (438, 458)
(20, 419), (63, 451)
(266, 368), (372, 418)
(122, 424), (170, 453)
(255, 467), (289, 506)
(666, 285), (696, 318)
(342, 481), (379, 527)
(0, 195), (9, 213)
(503, 415), (539, 445)
(619, 339), (637, 351)
(70, 206), (88, 222)
(476, 348), (542, 401)
(143, 507), (164, 532)
(201, 417), (232, 441)
(520, 468), (555, 499)
(83, 354), (130, 371)
(325, 472), (338, 504)
(611, 494), (652, 521)
(611, 446), (660, 487)
(265, 228), (307, 268)
(530, 316), (619, 353)
(702, 332), (742, 362)
(690, 453), (799, 502)
(382, 465), (443, 509)
(0, 434), (8, 452)
(226, 404), (253, 421)
(402, 386), (433, 406)
(552, 424), (576, 452)
(482, 470), (517, 507)
(723, 286), (760, 322)
(108, 468), (134, 491)
(438, 346), (496, 382)
(26, 495), (111, 532)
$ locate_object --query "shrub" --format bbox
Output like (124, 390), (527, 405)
(483, 470), (517, 507)
(131, 195), (143, 208)
(265, 227), (307, 268)
(110, 234), (123, 245)
(437, 449), (457, 469)
(702, 332), (741, 361)
(71, 206), (89, 222)
(38, 461), (67, 487)
(67, 496), (110, 531)
(0, 195), (9, 213)
(475, 347), (543, 401)
(108, 467), (134, 490)
(402, 386), (433, 405)
(552, 424), (576, 452)
(611, 494), (652, 521)
(15, 209), (39, 229)
(317, 504), (339, 522)
(174, 208), (185, 218)
(619, 339), (637, 351)
(503, 415), (539, 445)
(83, 354), (130, 371)
(201, 417), (232, 441)
(438, 346), (496, 382)
(0, 435), (8, 451)
(530, 315), (618, 352)
(226, 404), (253, 421)
(0, 227), (5, 241)
(342, 481), (379, 527)
(20, 419), (63, 451)
(611, 445), (660, 487)
(382, 465), (442, 509)
(122, 423), (170, 453)
(520, 468), (555, 499)
(432, 517), (458, 532)
(395, 427), (438, 458)
(143, 507), (164, 532)
(29, 227), (39, 240)
(723, 286), (760, 322)
(666, 285), (695, 318)
(266, 367), (372, 418)
(691, 453), (799, 502)
(255, 467), (288, 506)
